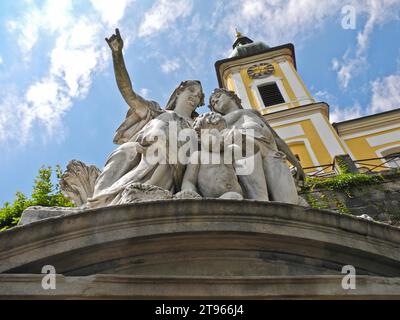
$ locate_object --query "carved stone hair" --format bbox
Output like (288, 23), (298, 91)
(208, 88), (243, 112)
(165, 80), (205, 116)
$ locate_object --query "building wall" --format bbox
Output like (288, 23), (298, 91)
(217, 45), (400, 173)
(265, 104), (347, 173)
(335, 112), (400, 171)
(301, 171), (400, 225)
(223, 58), (314, 112)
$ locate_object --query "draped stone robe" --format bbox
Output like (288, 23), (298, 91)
(88, 100), (192, 208)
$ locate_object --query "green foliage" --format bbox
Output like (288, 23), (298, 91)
(0, 165), (74, 231)
(333, 195), (350, 215)
(302, 173), (384, 193)
(336, 157), (350, 174)
(304, 193), (329, 210)
(302, 173), (384, 215)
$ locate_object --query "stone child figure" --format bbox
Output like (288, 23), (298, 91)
(87, 29), (205, 208)
(180, 112), (243, 200)
(209, 88), (306, 205)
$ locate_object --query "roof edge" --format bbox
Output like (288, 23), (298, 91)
(215, 43), (296, 88)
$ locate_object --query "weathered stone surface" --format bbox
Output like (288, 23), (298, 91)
(60, 160), (100, 206)
(18, 206), (83, 226)
(173, 190), (202, 199)
(2, 200), (400, 277)
(1, 274), (400, 299)
(301, 173), (400, 226)
(2, 200), (400, 299)
(116, 183), (173, 204)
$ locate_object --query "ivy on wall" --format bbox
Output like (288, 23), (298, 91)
(301, 173), (385, 215)
(302, 173), (384, 193)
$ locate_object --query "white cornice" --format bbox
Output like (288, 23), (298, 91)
(263, 103), (329, 123)
(334, 109), (400, 137)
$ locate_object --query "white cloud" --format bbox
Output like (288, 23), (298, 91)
(139, 88), (150, 99)
(314, 90), (336, 102)
(138, 0), (193, 37)
(90, 0), (134, 26)
(369, 74), (400, 114)
(212, 0), (341, 46)
(50, 19), (106, 98)
(314, 90), (362, 123)
(332, 55), (366, 89)
(211, 0), (400, 88)
(7, 0), (73, 56)
(161, 59), (180, 74)
(330, 102), (363, 123)
(332, 0), (400, 88)
(0, 56), (3, 64)
(0, 0), (133, 145)
(314, 69), (400, 124)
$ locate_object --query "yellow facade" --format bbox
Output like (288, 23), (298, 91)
(215, 35), (400, 174)
(334, 111), (400, 171)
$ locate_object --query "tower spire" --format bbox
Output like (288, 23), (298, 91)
(232, 29), (253, 49)
(235, 28), (242, 39)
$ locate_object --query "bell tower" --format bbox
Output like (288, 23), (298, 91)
(215, 32), (347, 173)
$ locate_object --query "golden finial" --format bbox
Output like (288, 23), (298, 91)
(235, 28), (242, 38)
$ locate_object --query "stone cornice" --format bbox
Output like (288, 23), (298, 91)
(1, 200), (400, 277)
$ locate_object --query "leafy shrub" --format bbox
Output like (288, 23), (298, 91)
(0, 165), (74, 231)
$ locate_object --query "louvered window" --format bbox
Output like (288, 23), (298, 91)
(258, 83), (285, 107)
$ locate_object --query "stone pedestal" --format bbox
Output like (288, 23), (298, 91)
(1, 200), (400, 299)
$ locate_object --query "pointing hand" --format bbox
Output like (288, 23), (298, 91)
(105, 28), (124, 52)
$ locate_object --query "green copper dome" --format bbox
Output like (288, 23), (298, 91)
(229, 32), (270, 58)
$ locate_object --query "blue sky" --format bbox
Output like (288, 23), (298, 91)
(1, 0), (400, 204)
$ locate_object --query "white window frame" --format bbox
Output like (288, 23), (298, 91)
(251, 76), (290, 110)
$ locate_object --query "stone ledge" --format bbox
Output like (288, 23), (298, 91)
(1, 200), (400, 278)
(18, 206), (83, 226)
(1, 274), (400, 299)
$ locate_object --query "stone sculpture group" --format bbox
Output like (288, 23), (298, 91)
(61, 29), (307, 208)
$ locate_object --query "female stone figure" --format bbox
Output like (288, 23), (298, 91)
(87, 29), (204, 208)
(209, 88), (306, 205)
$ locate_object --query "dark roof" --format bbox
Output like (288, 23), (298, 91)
(332, 108), (400, 127)
(232, 35), (254, 49)
(229, 41), (271, 58)
(214, 43), (297, 88)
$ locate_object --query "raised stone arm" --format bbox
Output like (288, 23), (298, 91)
(106, 28), (149, 119)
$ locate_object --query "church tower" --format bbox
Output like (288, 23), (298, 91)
(215, 32), (348, 174)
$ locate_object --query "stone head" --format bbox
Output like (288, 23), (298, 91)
(166, 80), (205, 117)
(193, 112), (227, 152)
(209, 88), (243, 115)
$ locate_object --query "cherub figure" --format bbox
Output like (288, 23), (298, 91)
(209, 88), (306, 205)
(180, 112), (243, 200)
